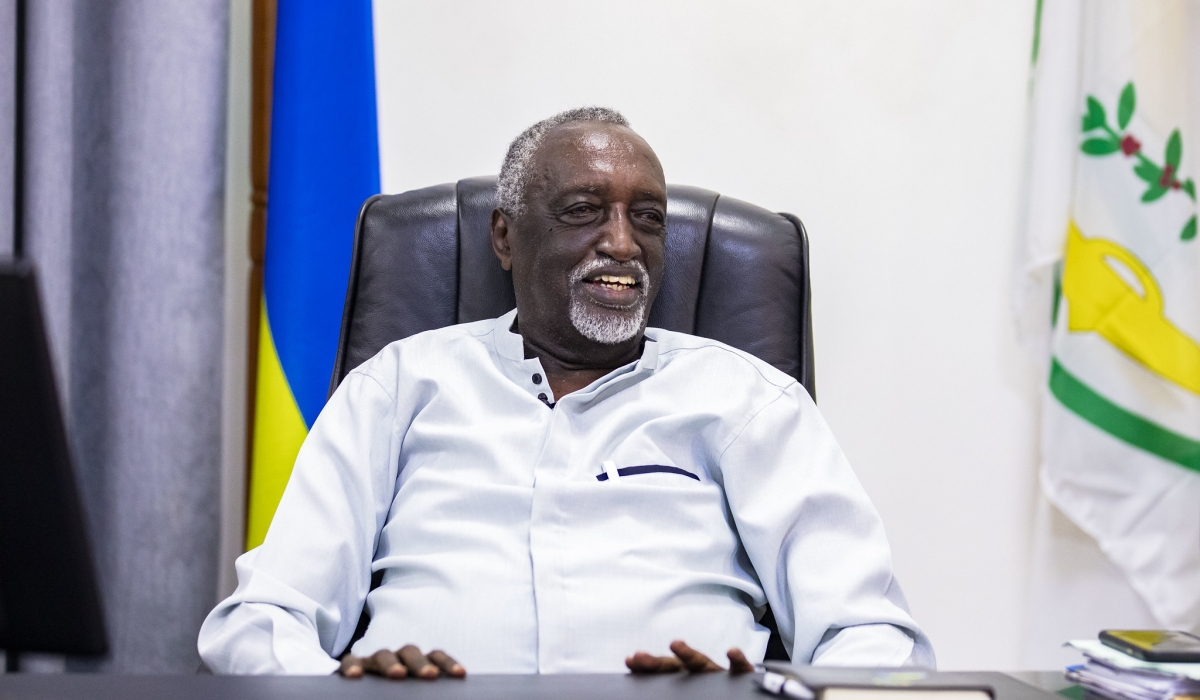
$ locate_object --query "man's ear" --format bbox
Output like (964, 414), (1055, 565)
(490, 208), (514, 271)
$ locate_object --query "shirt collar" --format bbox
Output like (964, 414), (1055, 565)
(493, 308), (525, 362)
(490, 308), (660, 377)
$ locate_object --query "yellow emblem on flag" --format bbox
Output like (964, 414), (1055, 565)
(1062, 221), (1200, 396)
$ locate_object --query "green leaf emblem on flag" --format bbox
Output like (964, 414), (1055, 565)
(1079, 81), (1198, 240)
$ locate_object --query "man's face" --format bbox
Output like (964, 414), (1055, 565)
(493, 123), (667, 357)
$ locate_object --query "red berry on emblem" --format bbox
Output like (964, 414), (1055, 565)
(1120, 135), (1141, 155)
(1160, 164), (1176, 188)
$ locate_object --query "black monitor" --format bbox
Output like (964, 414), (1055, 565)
(0, 260), (108, 668)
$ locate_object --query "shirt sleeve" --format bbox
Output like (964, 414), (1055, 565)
(198, 369), (402, 674)
(716, 382), (936, 668)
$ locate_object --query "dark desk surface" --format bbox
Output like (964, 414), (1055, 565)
(0, 670), (1071, 700)
(1008, 671), (1074, 694)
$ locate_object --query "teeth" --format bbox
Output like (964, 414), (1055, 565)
(597, 274), (636, 285)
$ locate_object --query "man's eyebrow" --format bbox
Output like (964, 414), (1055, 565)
(546, 185), (605, 203)
(556, 183), (604, 195)
(548, 184), (666, 201)
(631, 188), (667, 202)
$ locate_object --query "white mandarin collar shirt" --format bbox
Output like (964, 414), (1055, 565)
(199, 309), (933, 675)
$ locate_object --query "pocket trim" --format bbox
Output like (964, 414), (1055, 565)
(595, 465), (700, 482)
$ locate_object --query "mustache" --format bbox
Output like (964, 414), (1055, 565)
(568, 258), (649, 288)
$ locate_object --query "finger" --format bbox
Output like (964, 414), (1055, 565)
(363, 649), (407, 679)
(427, 650), (466, 678)
(669, 640), (723, 673)
(398, 645), (439, 679)
(625, 651), (684, 674)
(727, 648), (755, 675)
(338, 654), (364, 679)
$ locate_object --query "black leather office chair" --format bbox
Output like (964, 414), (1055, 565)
(329, 175), (814, 662)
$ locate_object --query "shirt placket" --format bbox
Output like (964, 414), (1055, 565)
(527, 395), (574, 673)
(491, 313), (658, 670)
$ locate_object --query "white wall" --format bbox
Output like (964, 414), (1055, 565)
(373, 0), (1041, 670)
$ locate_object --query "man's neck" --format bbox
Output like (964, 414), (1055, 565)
(525, 343), (639, 399)
(515, 322), (644, 400)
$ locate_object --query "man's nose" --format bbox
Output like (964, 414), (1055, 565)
(597, 206), (640, 261)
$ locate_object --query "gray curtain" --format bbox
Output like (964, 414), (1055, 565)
(9, 0), (228, 673)
(0, 0), (12, 255)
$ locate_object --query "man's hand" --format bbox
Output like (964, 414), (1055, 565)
(338, 645), (465, 680)
(625, 640), (755, 675)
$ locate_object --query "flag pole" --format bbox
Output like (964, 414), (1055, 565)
(244, 0), (276, 545)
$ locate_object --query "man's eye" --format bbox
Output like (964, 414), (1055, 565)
(564, 205), (596, 219)
(636, 210), (665, 225)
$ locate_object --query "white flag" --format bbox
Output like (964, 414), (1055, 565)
(1016, 0), (1200, 630)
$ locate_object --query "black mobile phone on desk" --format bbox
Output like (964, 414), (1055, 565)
(1099, 630), (1200, 662)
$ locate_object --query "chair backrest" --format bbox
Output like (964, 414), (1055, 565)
(329, 176), (815, 400)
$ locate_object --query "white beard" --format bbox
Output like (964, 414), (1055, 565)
(567, 259), (650, 345)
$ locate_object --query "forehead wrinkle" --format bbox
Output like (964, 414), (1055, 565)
(548, 142), (659, 184)
(543, 170), (665, 203)
(530, 126), (665, 203)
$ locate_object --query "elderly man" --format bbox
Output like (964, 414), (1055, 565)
(198, 107), (933, 677)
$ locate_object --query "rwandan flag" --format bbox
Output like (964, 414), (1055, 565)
(246, 0), (380, 549)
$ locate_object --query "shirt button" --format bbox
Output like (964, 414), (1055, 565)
(537, 393), (548, 402)
(532, 373), (543, 385)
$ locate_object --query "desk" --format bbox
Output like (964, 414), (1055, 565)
(1009, 671), (1074, 694)
(0, 670), (1068, 700)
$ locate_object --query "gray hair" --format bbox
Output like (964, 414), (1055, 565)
(496, 107), (630, 218)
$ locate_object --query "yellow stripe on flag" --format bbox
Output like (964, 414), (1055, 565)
(246, 298), (309, 550)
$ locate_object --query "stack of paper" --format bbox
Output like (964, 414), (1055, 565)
(1066, 640), (1200, 700)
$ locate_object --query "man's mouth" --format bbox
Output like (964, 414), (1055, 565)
(569, 263), (651, 343)
(572, 264), (647, 310)
(585, 273), (639, 291)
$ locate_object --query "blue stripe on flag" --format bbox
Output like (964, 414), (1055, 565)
(264, 0), (380, 427)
